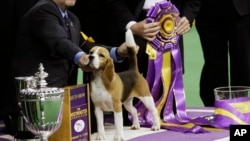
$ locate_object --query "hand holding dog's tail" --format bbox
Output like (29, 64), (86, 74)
(116, 29), (139, 58)
(126, 29), (136, 47)
(125, 29), (140, 71)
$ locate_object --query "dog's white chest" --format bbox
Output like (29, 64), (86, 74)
(91, 76), (113, 111)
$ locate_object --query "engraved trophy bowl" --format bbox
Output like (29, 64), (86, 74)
(19, 63), (64, 141)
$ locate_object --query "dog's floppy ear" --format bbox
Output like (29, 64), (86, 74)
(101, 57), (115, 84)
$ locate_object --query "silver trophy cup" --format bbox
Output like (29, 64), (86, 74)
(19, 63), (64, 141)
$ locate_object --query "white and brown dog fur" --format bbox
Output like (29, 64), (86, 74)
(83, 30), (160, 141)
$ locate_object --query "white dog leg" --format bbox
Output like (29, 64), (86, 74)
(95, 107), (106, 140)
(123, 98), (140, 129)
(139, 96), (161, 130)
(113, 112), (124, 141)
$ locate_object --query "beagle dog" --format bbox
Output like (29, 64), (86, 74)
(83, 30), (160, 141)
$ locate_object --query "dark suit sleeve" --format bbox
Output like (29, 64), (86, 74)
(175, 0), (200, 26)
(26, 3), (82, 61)
(107, 0), (136, 31)
(233, 0), (250, 15)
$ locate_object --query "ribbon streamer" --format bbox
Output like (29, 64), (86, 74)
(213, 97), (250, 129)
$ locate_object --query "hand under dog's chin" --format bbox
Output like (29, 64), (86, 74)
(80, 62), (94, 72)
(80, 62), (98, 72)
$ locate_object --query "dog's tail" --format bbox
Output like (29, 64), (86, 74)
(125, 29), (139, 72)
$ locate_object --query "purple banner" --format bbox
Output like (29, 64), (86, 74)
(70, 85), (90, 140)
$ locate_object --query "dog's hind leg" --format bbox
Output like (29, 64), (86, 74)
(123, 97), (140, 130)
(139, 96), (161, 131)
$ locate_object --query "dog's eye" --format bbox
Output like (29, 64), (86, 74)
(99, 54), (105, 58)
(89, 51), (93, 55)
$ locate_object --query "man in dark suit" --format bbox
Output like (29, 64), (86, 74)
(72, 0), (200, 75)
(71, 0), (200, 126)
(10, 0), (134, 135)
(196, 0), (250, 106)
(12, 0), (130, 87)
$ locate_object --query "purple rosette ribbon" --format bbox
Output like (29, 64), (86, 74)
(128, 0), (250, 134)
(130, 0), (211, 133)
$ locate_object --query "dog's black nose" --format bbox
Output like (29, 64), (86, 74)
(89, 55), (94, 60)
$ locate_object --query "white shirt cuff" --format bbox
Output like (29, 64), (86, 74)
(126, 21), (137, 30)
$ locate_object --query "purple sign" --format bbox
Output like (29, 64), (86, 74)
(70, 85), (90, 141)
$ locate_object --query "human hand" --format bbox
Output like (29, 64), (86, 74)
(78, 54), (90, 67)
(131, 20), (160, 41)
(78, 54), (94, 72)
(176, 16), (190, 35)
(116, 42), (139, 57)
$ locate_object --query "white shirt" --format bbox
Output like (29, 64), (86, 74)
(126, 0), (164, 30)
(143, 0), (165, 10)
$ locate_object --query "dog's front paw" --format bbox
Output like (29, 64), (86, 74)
(95, 134), (106, 140)
(131, 124), (140, 130)
(114, 134), (125, 141)
(151, 123), (161, 131)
